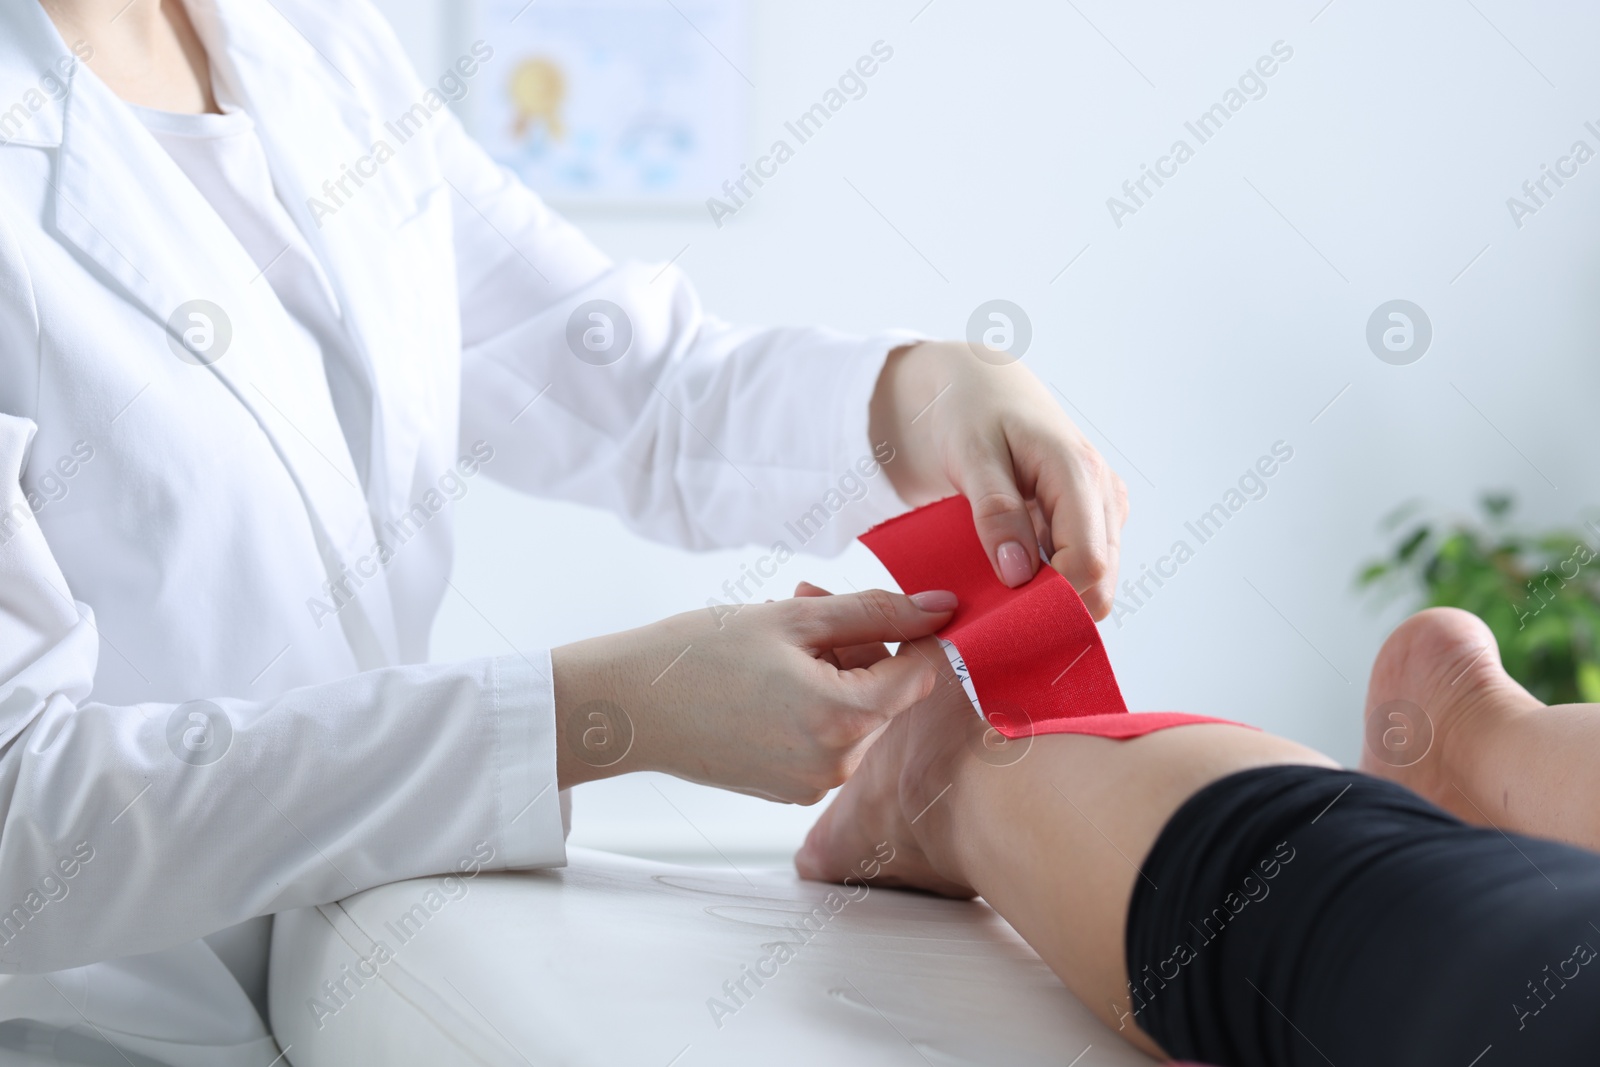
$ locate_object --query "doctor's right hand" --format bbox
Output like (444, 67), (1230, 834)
(550, 588), (957, 803)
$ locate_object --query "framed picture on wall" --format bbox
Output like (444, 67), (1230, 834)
(469, 0), (752, 209)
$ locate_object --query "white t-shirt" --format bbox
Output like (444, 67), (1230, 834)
(132, 98), (374, 487)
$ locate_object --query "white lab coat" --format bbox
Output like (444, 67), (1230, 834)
(0, 1), (913, 1062)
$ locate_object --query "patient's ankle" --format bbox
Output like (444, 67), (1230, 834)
(892, 674), (991, 893)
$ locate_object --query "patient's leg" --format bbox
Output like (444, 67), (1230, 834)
(800, 633), (1600, 1065)
(796, 637), (1332, 1058)
(1361, 607), (1600, 850)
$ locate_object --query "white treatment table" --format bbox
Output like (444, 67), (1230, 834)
(269, 848), (1161, 1066)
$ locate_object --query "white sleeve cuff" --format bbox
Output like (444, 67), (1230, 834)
(492, 651), (567, 870)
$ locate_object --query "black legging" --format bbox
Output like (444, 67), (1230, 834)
(1126, 766), (1600, 1066)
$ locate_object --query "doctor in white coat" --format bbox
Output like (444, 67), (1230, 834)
(0, 0), (1127, 1062)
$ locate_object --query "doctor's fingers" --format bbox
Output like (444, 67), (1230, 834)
(812, 647), (942, 752)
(950, 429), (1043, 591)
(1028, 499), (1053, 559)
(1096, 468), (1130, 618)
(792, 581), (893, 669)
(1031, 431), (1117, 620)
(786, 586), (955, 653)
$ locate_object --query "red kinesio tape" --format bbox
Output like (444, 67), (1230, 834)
(860, 496), (1240, 740)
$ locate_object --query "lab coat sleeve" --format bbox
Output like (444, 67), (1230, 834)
(0, 415), (565, 974)
(439, 111), (918, 554)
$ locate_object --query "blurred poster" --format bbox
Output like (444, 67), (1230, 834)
(473, 0), (750, 207)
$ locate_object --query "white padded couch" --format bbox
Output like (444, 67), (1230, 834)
(269, 848), (1160, 1066)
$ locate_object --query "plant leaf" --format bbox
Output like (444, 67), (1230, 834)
(1397, 526), (1431, 563)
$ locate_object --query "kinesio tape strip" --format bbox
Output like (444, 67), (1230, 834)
(861, 496), (1241, 739)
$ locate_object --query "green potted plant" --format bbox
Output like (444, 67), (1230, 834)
(1358, 493), (1600, 704)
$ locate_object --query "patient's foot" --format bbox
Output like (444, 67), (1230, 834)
(796, 638), (979, 899)
(1361, 607), (1541, 821)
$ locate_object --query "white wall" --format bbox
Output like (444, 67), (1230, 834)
(382, 0), (1600, 861)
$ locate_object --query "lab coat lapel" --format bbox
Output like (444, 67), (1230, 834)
(195, 0), (442, 529)
(46, 38), (401, 668)
(0, 5), (75, 149)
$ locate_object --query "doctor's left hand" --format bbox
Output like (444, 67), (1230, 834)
(550, 586), (957, 803)
(870, 340), (1129, 619)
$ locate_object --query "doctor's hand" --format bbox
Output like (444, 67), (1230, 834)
(550, 587), (956, 803)
(870, 340), (1129, 619)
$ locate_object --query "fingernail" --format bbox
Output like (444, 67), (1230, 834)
(998, 542), (1033, 587)
(910, 589), (959, 612)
